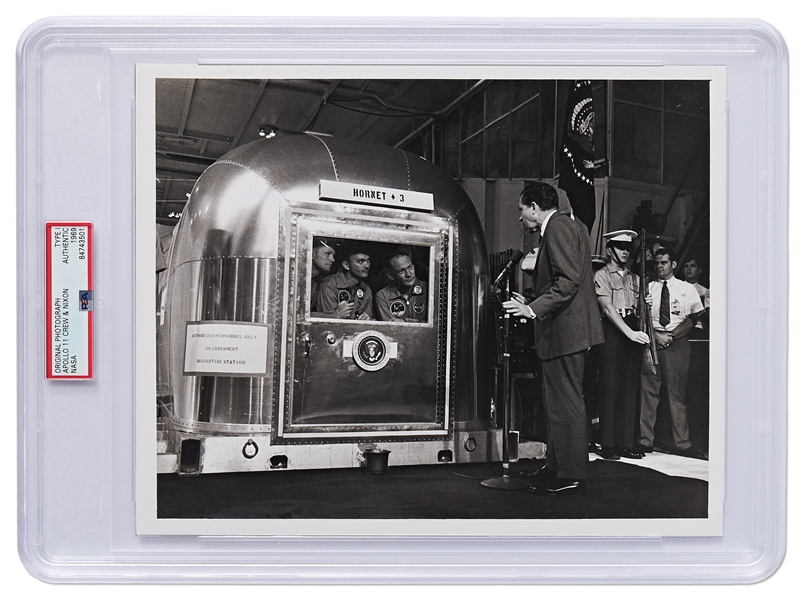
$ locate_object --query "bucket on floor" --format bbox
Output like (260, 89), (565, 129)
(363, 449), (391, 474)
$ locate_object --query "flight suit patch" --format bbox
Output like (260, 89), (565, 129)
(390, 300), (406, 317)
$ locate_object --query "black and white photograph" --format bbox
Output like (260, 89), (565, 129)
(137, 66), (725, 536)
(7, 1), (796, 593)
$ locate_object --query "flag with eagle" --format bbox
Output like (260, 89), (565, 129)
(559, 80), (596, 233)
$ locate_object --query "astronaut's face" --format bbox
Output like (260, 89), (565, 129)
(345, 253), (371, 280)
(312, 245), (336, 273)
(389, 255), (416, 289)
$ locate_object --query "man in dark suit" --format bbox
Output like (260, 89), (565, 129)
(502, 182), (604, 495)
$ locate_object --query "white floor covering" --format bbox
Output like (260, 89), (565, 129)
(590, 451), (709, 482)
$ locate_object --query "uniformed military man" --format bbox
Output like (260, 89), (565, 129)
(315, 242), (374, 320)
(375, 251), (427, 323)
(594, 230), (651, 460)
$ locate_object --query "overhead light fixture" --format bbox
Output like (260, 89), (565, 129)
(259, 125), (277, 138)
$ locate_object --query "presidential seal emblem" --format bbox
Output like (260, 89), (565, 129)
(351, 330), (392, 372)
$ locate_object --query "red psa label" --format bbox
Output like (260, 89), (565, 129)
(46, 222), (94, 379)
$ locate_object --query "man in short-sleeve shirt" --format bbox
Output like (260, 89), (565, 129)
(682, 257), (710, 338)
(639, 247), (705, 459)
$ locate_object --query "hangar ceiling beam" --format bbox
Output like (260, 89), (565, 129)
(350, 80), (416, 141)
(299, 79), (342, 132)
(394, 80), (487, 149)
(177, 79), (196, 137)
(229, 79), (269, 150)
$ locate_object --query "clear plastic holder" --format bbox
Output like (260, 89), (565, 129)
(16, 18), (788, 583)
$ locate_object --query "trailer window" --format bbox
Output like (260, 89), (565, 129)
(309, 237), (432, 324)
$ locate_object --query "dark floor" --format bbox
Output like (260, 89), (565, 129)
(158, 457), (707, 520)
(158, 340), (710, 522)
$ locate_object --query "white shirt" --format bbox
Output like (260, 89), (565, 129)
(690, 282), (709, 329)
(539, 209), (558, 236)
(648, 276), (704, 333)
(692, 282), (710, 309)
(522, 209), (558, 272)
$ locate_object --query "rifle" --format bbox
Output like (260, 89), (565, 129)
(639, 229), (659, 374)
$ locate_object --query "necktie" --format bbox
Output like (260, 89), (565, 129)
(659, 281), (671, 327)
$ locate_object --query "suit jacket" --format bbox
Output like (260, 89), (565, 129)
(528, 212), (604, 360)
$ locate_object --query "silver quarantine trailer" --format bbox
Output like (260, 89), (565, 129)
(157, 131), (531, 474)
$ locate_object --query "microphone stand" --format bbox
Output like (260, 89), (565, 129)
(482, 273), (530, 491)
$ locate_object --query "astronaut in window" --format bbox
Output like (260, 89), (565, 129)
(375, 251), (427, 323)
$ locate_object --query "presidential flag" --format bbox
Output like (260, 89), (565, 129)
(558, 80), (596, 233)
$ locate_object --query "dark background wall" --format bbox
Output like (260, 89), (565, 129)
(155, 78), (710, 283)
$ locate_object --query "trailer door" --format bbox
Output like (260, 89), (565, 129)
(277, 210), (454, 443)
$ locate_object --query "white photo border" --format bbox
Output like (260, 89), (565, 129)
(135, 63), (726, 537)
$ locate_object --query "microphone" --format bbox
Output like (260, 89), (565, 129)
(493, 249), (525, 287)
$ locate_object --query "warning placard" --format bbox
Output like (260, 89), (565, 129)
(183, 322), (269, 376)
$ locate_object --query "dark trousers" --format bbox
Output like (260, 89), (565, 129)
(540, 350), (589, 480)
(598, 318), (642, 448)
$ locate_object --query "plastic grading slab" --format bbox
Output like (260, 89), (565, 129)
(17, 18), (787, 583)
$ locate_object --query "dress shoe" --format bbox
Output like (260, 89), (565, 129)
(528, 478), (586, 496)
(615, 447), (644, 459)
(636, 443), (653, 454)
(518, 464), (557, 481)
(595, 447), (620, 460)
(653, 442), (673, 454)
